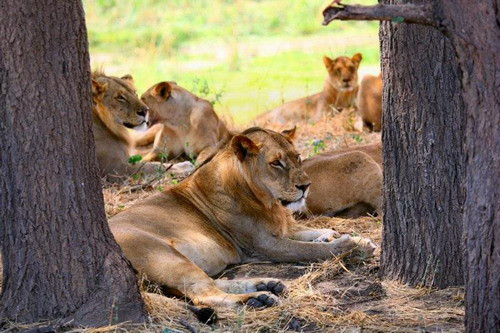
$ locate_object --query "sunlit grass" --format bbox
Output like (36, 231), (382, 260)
(84, 0), (380, 125)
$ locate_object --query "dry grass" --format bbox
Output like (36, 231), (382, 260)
(1, 113), (464, 332)
(90, 113), (463, 332)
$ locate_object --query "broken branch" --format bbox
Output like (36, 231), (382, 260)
(322, 3), (437, 28)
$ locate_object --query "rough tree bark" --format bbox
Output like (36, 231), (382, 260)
(0, 0), (146, 327)
(323, 0), (499, 331)
(379, 0), (465, 288)
(439, 2), (499, 331)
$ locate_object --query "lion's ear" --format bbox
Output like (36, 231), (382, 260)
(352, 53), (363, 66)
(91, 79), (108, 96)
(231, 135), (261, 161)
(281, 126), (297, 142)
(323, 56), (334, 69)
(121, 74), (135, 86)
(152, 82), (172, 101)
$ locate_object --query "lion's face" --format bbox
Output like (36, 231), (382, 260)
(231, 128), (311, 212)
(323, 53), (362, 92)
(140, 81), (194, 126)
(92, 74), (149, 128)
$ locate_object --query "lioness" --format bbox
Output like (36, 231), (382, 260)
(91, 71), (185, 181)
(139, 81), (231, 163)
(256, 53), (362, 127)
(316, 142), (382, 167)
(303, 147), (382, 217)
(110, 127), (375, 307)
(357, 73), (382, 131)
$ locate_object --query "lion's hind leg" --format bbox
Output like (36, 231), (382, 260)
(114, 227), (278, 308)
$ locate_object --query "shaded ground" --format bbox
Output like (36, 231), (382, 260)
(0, 111), (464, 332)
(94, 112), (464, 332)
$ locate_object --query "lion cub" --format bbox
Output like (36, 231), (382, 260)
(138, 81), (231, 163)
(357, 73), (383, 131)
(256, 53), (362, 127)
(110, 127), (375, 308)
(303, 142), (383, 217)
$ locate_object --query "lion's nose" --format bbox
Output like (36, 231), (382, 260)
(343, 77), (351, 83)
(137, 106), (149, 117)
(296, 183), (311, 193)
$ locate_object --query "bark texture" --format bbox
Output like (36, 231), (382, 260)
(440, 1), (500, 331)
(379, 0), (465, 288)
(0, 0), (146, 326)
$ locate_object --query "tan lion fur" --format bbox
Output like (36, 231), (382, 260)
(139, 81), (231, 163)
(255, 53), (362, 127)
(303, 144), (382, 217)
(109, 127), (375, 308)
(91, 70), (169, 181)
(357, 73), (383, 132)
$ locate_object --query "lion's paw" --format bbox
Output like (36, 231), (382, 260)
(255, 280), (286, 295)
(245, 292), (279, 308)
(313, 229), (341, 242)
(348, 235), (377, 256)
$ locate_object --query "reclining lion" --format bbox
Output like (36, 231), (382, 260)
(139, 81), (231, 163)
(91, 71), (191, 181)
(109, 127), (375, 307)
(303, 143), (383, 218)
(256, 53), (362, 127)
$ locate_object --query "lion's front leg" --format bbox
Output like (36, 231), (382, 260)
(288, 225), (340, 242)
(254, 230), (376, 263)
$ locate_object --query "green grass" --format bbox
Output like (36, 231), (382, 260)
(84, 0), (380, 125)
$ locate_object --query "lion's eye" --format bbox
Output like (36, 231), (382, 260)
(116, 95), (127, 102)
(270, 160), (283, 168)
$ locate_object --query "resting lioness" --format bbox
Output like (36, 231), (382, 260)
(109, 127), (375, 307)
(303, 145), (382, 217)
(91, 71), (189, 181)
(316, 142), (382, 167)
(139, 81), (231, 163)
(358, 73), (382, 132)
(256, 53), (362, 127)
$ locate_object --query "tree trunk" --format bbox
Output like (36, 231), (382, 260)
(439, 1), (500, 331)
(379, 0), (465, 288)
(0, 0), (146, 326)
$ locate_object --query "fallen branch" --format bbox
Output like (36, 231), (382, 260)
(322, 3), (437, 28)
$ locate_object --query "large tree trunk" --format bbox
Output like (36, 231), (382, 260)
(379, 0), (465, 288)
(0, 0), (146, 326)
(440, 1), (499, 331)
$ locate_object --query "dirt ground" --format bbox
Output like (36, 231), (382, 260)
(96, 109), (464, 332)
(1, 109), (464, 332)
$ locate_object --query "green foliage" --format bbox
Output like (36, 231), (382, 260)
(158, 152), (168, 163)
(128, 154), (143, 165)
(83, 0), (380, 124)
(311, 139), (326, 155)
(352, 134), (364, 143)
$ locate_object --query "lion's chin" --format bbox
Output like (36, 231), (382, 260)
(282, 198), (307, 213)
(339, 85), (355, 92)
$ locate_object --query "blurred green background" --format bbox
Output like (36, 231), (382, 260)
(83, 0), (380, 125)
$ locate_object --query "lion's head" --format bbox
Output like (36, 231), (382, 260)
(323, 53), (362, 92)
(227, 127), (311, 213)
(140, 81), (202, 127)
(91, 71), (149, 129)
